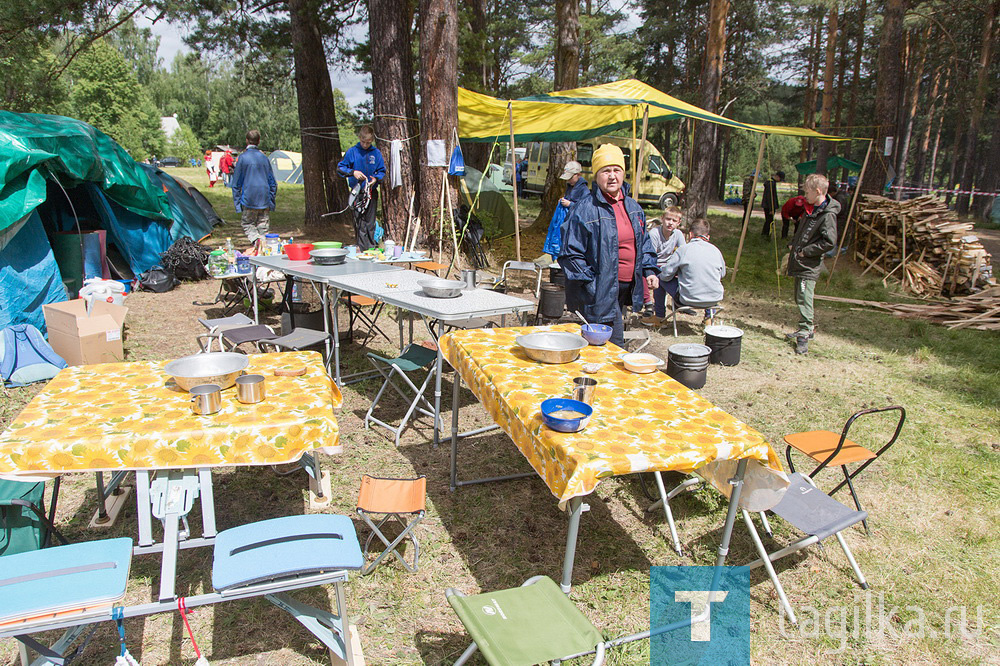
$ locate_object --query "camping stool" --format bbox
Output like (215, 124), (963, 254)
(258, 328), (333, 369)
(340, 294), (389, 345)
(197, 324), (278, 353)
(195, 314), (254, 352)
(742, 473), (870, 623)
(671, 298), (723, 337)
(447, 575), (661, 665)
(494, 260), (543, 298)
(364, 344), (438, 446)
(355, 475), (426, 575)
(415, 261), (448, 275)
(783, 406), (905, 535)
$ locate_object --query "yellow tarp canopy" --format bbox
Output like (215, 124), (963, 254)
(458, 79), (850, 143)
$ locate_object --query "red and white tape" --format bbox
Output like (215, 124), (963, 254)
(890, 185), (1000, 197)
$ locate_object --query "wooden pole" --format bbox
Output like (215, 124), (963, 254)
(437, 169), (446, 260)
(636, 104), (650, 201)
(730, 133), (767, 285)
(446, 176), (459, 278)
(630, 107), (638, 194)
(827, 138), (874, 285)
(508, 102), (522, 261)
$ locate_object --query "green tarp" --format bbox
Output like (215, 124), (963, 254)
(0, 111), (170, 233)
(795, 155), (863, 175)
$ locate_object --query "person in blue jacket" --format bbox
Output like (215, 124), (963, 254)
(558, 144), (659, 346)
(558, 160), (589, 209)
(232, 129), (277, 247)
(338, 125), (386, 249)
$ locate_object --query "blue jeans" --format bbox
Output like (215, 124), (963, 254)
(653, 278), (677, 317)
(663, 279), (715, 318)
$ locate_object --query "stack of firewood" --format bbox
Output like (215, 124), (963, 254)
(854, 195), (994, 297)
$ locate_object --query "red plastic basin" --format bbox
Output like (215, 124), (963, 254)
(284, 243), (315, 261)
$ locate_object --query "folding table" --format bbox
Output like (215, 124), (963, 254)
(249, 254), (404, 383)
(0, 351), (341, 602)
(321, 270), (536, 433)
(438, 323), (789, 591)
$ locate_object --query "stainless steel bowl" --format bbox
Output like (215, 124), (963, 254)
(515, 332), (589, 364)
(418, 278), (466, 298)
(310, 248), (349, 265)
(164, 352), (250, 391)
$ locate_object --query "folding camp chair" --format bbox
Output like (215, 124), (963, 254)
(492, 260), (543, 298)
(1, 514), (364, 666)
(356, 475), (426, 574)
(0, 477), (67, 556)
(341, 293), (389, 345)
(671, 298), (723, 337)
(784, 406), (905, 534)
(195, 313), (255, 351)
(447, 575), (683, 665)
(742, 472), (870, 623)
(364, 344), (438, 446)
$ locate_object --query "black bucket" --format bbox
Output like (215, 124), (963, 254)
(538, 284), (566, 318)
(666, 343), (711, 390)
(704, 325), (744, 366)
(549, 266), (566, 287)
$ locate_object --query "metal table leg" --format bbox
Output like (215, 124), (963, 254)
(560, 497), (589, 593)
(714, 458), (748, 568)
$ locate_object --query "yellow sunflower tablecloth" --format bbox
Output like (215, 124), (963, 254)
(0, 351), (340, 474)
(440, 324), (788, 510)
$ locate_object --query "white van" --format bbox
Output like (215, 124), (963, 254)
(520, 135), (685, 208)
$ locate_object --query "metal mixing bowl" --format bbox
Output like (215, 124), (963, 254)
(310, 248), (349, 265)
(164, 352), (250, 391)
(418, 279), (466, 298)
(515, 332), (589, 364)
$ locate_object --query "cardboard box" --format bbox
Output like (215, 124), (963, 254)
(43, 299), (128, 366)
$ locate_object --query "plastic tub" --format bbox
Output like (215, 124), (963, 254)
(313, 241), (343, 249)
(704, 325), (743, 366)
(666, 343), (711, 390)
(284, 243), (315, 261)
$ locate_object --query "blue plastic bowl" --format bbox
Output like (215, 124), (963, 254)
(540, 398), (593, 433)
(581, 323), (613, 345)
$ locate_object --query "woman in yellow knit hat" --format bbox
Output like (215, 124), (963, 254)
(557, 143), (659, 345)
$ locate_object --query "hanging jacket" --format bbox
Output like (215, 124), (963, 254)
(558, 187), (658, 323)
(788, 195), (840, 280)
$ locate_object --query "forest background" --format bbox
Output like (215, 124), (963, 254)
(2, 0), (997, 232)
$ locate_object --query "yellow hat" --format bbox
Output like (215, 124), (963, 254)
(591, 144), (626, 176)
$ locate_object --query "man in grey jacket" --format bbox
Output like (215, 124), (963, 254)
(660, 218), (726, 322)
(786, 173), (839, 354)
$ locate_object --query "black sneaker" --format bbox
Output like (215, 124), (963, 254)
(784, 330), (814, 341)
(795, 335), (809, 355)
(677, 306), (697, 316)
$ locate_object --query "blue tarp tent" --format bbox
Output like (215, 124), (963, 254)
(0, 214), (68, 333)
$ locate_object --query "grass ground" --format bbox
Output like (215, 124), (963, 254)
(2, 177), (998, 665)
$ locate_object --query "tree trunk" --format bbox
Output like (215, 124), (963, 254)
(894, 25), (930, 199)
(532, 0), (580, 231)
(913, 66), (942, 187)
(687, 0), (729, 219)
(580, 0), (592, 84)
(945, 134), (962, 206)
(815, 3), (838, 174)
(862, 0), (906, 195)
(418, 0), (459, 255)
(458, 0), (491, 173)
(289, 0), (348, 231)
(834, 12), (849, 183)
(845, 0), (867, 151)
(957, 0), (999, 215)
(800, 21), (820, 189)
(370, 0), (419, 240)
(976, 84), (1000, 219)
(927, 69), (950, 188)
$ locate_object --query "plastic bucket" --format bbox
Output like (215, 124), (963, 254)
(549, 266), (565, 287)
(666, 343), (711, 390)
(538, 284), (566, 318)
(284, 243), (315, 261)
(704, 325), (743, 366)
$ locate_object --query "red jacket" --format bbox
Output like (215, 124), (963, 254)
(220, 152), (234, 174)
(781, 195), (807, 221)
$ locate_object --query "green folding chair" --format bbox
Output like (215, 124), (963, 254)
(364, 344), (438, 446)
(0, 477), (66, 556)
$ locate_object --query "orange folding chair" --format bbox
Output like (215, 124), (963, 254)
(783, 406), (905, 534)
(356, 475), (426, 575)
(415, 261), (448, 275)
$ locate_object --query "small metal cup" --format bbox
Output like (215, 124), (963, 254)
(190, 384), (222, 415)
(236, 374), (266, 404)
(571, 377), (597, 405)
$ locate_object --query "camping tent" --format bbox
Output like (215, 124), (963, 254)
(0, 111), (220, 333)
(140, 164), (220, 240)
(457, 166), (515, 238)
(795, 155), (863, 176)
(269, 150), (304, 184)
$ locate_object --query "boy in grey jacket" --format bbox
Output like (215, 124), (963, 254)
(786, 173), (839, 354)
(660, 218), (726, 322)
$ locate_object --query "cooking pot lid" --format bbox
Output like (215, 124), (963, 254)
(704, 325), (743, 338)
(668, 343), (712, 357)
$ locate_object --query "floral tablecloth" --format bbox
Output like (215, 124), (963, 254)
(440, 324), (787, 510)
(0, 351), (340, 474)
